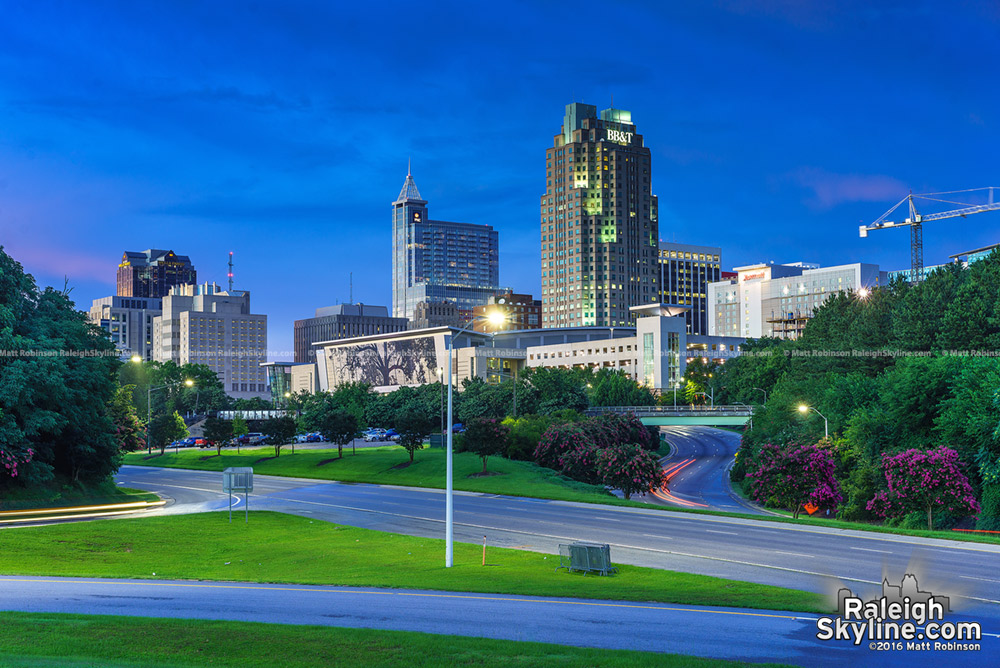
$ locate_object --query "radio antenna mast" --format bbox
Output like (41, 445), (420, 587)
(227, 251), (234, 291)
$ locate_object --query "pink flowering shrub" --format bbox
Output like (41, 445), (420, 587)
(0, 447), (34, 480)
(534, 424), (589, 469)
(595, 444), (665, 499)
(867, 446), (980, 531)
(744, 442), (842, 518)
(558, 442), (602, 484)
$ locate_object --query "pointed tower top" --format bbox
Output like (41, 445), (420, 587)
(407, 156), (411, 176)
(396, 169), (425, 203)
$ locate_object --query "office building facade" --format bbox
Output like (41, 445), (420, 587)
(708, 262), (887, 339)
(541, 102), (659, 328)
(152, 282), (268, 399)
(87, 296), (163, 361)
(117, 249), (196, 298)
(658, 242), (721, 335)
(391, 170), (502, 321)
(293, 303), (408, 363)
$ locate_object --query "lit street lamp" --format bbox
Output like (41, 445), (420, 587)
(132, 358), (195, 454)
(797, 404), (828, 439)
(445, 310), (505, 567)
(751, 387), (767, 404)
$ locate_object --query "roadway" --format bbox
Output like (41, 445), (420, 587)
(6, 575), (988, 667)
(649, 426), (764, 513)
(115, 465), (1000, 620)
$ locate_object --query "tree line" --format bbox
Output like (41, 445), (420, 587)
(714, 250), (1000, 530)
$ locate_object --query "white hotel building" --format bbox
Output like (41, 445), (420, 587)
(708, 262), (887, 340)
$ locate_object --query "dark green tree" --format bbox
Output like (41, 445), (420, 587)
(396, 411), (434, 462)
(203, 417), (234, 455)
(320, 409), (358, 458)
(261, 416), (297, 457)
(589, 368), (655, 407)
(109, 385), (146, 453)
(462, 418), (509, 473)
(151, 411), (188, 455)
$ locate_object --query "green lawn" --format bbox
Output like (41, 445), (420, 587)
(0, 612), (794, 668)
(123, 445), (1000, 545)
(0, 511), (827, 613)
(125, 445), (620, 503)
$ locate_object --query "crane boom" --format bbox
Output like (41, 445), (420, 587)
(859, 187), (1000, 282)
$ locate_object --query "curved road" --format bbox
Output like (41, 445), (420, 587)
(114, 466), (1000, 619)
(6, 575), (990, 667)
(650, 426), (763, 513)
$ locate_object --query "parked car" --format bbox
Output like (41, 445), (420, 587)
(295, 433), (310, 443)
(452, 423), (466, 434)
(194, 437), (208, 447)
(363, 429), (386, 442)
(307, 432), (323, 443)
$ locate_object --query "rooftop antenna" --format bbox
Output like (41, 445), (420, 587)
(407, 157), (411, 176)
(227, 251), (234, 291)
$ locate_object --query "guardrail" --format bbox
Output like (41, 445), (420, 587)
(585, 405), (753, 417)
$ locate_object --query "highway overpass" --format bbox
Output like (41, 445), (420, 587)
(585, 405), (752, 426)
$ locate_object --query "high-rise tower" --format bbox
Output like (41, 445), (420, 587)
(391, 169), (502, 321)
(541, 103), (658, 327)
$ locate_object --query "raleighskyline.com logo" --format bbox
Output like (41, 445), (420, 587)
(815, 574), (982, 653)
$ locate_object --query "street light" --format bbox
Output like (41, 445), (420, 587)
(445, 310), (505, 567)
(797, 404), (828, 439)
(695, 388), (714, 407)
(143, 374), (195, 454)
(436, 367), (444, 437)
(751, 387), (767, 403)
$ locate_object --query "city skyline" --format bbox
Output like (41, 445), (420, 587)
(2, 2), (999, 359)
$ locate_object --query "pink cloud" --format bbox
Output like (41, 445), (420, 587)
(4, 242), (113, 286)
(791, 167), (907, 210)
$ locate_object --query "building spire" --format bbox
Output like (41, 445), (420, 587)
(408, 156), (411, 176)
(396, 167), (425, 203)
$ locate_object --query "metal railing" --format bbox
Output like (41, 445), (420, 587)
(585, 405), (753, 417)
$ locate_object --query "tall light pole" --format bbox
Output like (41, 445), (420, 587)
(797, 404), (828, 439)
(751, 387), (768, 404)
(446, 310), (505, 567)
(436, 367), (444, 438)
(146, 378), (194, 453)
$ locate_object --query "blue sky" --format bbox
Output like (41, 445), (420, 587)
(1, 1), (998, 358)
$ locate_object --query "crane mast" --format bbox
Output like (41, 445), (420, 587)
(859, 188), (1000, 282)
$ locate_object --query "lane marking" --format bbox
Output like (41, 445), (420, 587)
(960, 575), (1000, 584)
(641, 534), (672, 539)
(122, 469), (1000, 556)
(0, 577), (815, 622)
(705, 530), (738, 536)
(775, 551), (813, 559)
(849, 547), (891, 554)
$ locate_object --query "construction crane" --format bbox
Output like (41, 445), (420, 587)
(859, 187), (1000, 282)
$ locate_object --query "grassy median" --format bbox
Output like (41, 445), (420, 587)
(0, 612), (794, 668)
(0, 511), (827, 613)
(125, 445), (618, 503)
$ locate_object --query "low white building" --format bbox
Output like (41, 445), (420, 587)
(708, 262), (887, 340)
(311, 303), (743, 394)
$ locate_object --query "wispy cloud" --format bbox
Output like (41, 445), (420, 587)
(788, 167), (907, 209)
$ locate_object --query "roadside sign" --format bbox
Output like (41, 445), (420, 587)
(223, 467), (253, 523)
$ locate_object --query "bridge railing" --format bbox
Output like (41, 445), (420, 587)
(585, 405), (753, 417)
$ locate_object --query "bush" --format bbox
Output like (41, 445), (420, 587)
(557, 442), (602, 484)
(534, 424), (591, 469)
(595, 444), (665, 500)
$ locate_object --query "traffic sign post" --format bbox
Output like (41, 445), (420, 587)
(223, 467), (254, 523)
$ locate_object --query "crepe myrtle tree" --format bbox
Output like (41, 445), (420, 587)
(396, 411), (434, 463)
(744, 443), (842, 519)
(867, 446), (980, 531)
(594, 443), (665, 500)
(260, 416), (297, 458)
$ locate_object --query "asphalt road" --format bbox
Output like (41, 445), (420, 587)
(114, 464), (1000, 621)
(2, 575), (994, 667)
(651, 426), (765, 514)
